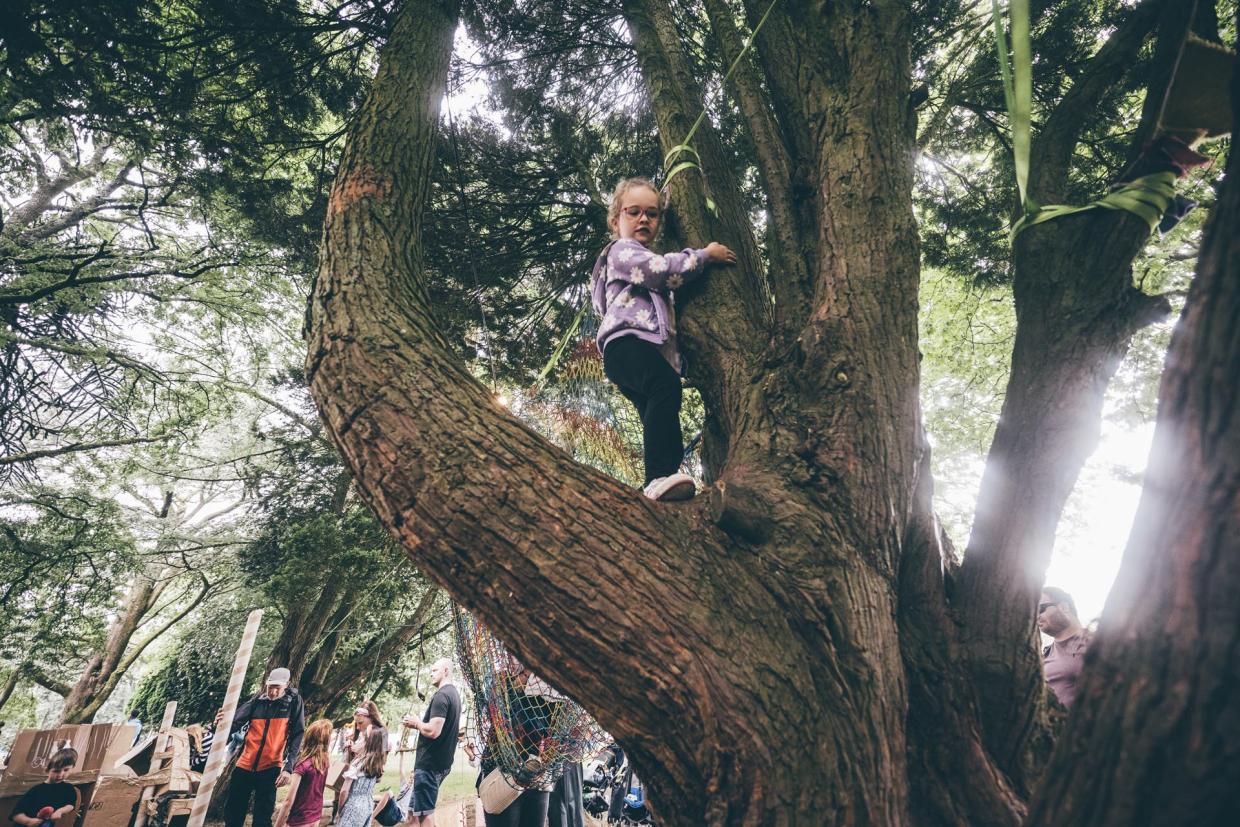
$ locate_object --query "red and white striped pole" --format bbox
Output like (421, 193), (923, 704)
(187, 608), (263, 827)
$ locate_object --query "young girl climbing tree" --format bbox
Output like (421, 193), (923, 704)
(591, 177), (735, 501)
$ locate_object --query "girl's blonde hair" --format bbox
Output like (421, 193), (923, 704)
(185, 724), (204, 754)
(297, 719), (333, 774)
(359, 727), (388, 778)
(607, 177), (662, 239)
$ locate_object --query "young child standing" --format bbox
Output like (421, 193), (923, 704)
(591, 177), (735, 500)
(10, 748), (79, 827)
(335, 727), (388, 827)
(275, 718), (333, 827)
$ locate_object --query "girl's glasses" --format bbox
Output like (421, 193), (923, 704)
(622, 206), (661, 220)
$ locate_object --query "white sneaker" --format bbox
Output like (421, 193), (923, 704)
(643, 473), (696, 501)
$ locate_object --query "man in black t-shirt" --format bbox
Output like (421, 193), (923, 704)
(12, 747), (79, 826)
(401, 658), (461, 826)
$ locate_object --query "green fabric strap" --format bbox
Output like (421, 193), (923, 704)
(991, 0), (1175, 241)
(660, 0), (782, 213)
(1009, 171), (1178, 241)
(991, 0), (1031, 208)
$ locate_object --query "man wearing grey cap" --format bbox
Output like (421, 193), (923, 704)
(217, 666), (306, 827)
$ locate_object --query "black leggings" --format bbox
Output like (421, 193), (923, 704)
(603, 336), (684, 484)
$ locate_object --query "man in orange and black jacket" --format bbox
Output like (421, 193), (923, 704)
(218, 667), (306, 827)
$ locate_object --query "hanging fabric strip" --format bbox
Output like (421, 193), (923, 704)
(659, 0), (783, 213)
(990, 0), (1176, 241)
(533, 300), (589, 386)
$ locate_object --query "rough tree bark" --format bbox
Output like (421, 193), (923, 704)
(1027, 27), (1240, 822)
(952, 0), (1221, 788)
(305, 1), (1022, 824)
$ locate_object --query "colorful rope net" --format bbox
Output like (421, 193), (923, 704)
(523, 330), (644, 486)
(453, 607), (608, 787)
(519, 307), (704, 485)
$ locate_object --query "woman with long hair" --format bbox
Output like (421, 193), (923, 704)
(347, 700), (384, 760)
(336, 727), (389, 827)
(274, 719), (333, 827)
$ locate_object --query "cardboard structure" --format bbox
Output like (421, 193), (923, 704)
(0, 723), (137, 796)
(0, 723), (135, 827)
(0, 722), (201, 827)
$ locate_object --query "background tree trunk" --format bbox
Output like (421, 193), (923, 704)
(59, 567), (163, 723)
(301, 586), (442, 716)
(952, 1), (1208, 787)
(265, 472), (353, 682)
(1027, 28), (1240, 822)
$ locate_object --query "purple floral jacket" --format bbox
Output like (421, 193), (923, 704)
(590, 239), (709, 374)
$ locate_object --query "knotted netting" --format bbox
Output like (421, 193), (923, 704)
(515, 309), (704, 484)
(522, 335), (644, 485)
(454, 607), (607, 787)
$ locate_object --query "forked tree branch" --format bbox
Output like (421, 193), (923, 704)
(1030, 0), (1165, 201)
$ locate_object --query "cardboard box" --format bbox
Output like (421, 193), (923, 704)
(0, 724), (138, 797)
(82, 774), (139, 827)
(113, 729), (196, 793)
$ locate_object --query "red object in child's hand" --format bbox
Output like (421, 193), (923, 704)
(37, 806), (54, 818)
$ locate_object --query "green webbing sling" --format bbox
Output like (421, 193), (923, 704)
(660, 0), (782, 213)
(990, 0), (1175, 243)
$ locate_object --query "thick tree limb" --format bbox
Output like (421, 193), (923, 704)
(954, 2), (1202, 788)
(700, 0), (811, 329)
(1027, 33), (1240, 822)
(2, 143), (109, 238)
(20, 162), (140, 242)
(24, 663), (71, 698)
(1030, 0), (1165, 202)
(738, 0), (813, 198)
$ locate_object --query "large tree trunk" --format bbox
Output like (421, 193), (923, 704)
(59, 568), (162, 723)
(305, 1), (1022, 824)
(1027, 30), (1240, 822)
(952, 0), (1210, 787)
(265, 579), (343, 684)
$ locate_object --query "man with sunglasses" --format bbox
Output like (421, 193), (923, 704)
(1037, 587), (1091, 708)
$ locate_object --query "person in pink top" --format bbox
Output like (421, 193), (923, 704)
(1038, 586), (1092, 709)
(275, 719), (333, 827)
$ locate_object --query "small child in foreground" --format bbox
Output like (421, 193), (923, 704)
(591, 177), (735, 501)
(335, 727), (389, 827)
(274, 718), (333, 827)
(10, 747), (79, 827)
